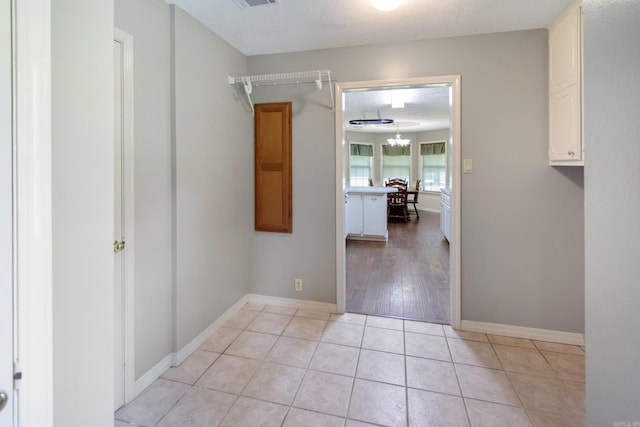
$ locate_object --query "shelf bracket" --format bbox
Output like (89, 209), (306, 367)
(242, 76), (254, 115)
(228, 69), (335, 112)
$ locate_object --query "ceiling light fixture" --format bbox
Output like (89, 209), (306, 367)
(371, 0), (403, 12)
(387, 125), (411, 146)
(349, 110), (394, 127)
(349, 118), (394, 126)
(391, 91), (405, 109)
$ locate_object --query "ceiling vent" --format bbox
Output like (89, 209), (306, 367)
(233, 0), (280, 8)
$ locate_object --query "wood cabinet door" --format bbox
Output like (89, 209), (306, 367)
(254, 102), (292, 233)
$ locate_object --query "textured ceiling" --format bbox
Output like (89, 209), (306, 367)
(167, 0), (573, 56)
(345, 86), (451, 133)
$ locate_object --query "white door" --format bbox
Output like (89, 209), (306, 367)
(113, 28), (135, 411)
(113, 37), (125, 411)
(1, 0), (15, 422)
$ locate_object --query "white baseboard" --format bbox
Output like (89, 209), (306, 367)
(247, 293), (337, 313)
(133, 293), (335, 400)
(460, 320), (585, 346)
(174, 294), (251, 366)
(134, 353), (173, 398)
(418, 207), (440, 213)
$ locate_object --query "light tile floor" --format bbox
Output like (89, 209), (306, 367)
(115, 303), (585, 427)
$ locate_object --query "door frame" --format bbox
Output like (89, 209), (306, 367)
(14, 0), (54, 424)
(1, 0), (14, 423)
(114, 27), (136, 407)
(334, 75), (462, 328)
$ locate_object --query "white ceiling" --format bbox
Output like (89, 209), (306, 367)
(345, 86), (451, 133)
(167, 0), (572, 56)
(166, 0), (572, 134)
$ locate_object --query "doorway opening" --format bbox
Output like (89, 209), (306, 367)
(335, 76), (461, 328)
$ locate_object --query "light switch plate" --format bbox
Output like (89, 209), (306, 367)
(463, 159), (473, 173)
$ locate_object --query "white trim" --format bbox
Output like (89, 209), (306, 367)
(133, 353), (173, 398)
(335, 76), (462, 328)
(114, 27), (136, 406)
(0, 0), (14, 423)
(14, 0), (53, 425)
(449, 76), (461, 329)
(419, 207), (440, 213)
(335, 87), (346, 313)
(460, 320), (585, 346)
(173, 294), (250, 365)
(247, 294), (338, 313)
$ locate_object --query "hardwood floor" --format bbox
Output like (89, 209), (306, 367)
(346, 211), (450, 324)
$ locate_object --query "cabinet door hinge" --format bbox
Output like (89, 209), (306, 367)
(13, 363), (22, 390)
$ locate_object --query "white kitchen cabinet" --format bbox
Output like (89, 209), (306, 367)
(363, 194), (388, 236)
(440, 188), (451, 242)
(345, 187), (395, 242)
(548, 0), (583, 165)
(346, 193), (363, 235)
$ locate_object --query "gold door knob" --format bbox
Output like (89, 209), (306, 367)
(0, 391), (7, 412)
(114, 240), (125, 252)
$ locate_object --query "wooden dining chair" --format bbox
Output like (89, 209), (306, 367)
(386, 180), (409, 222)
(386, 178), (407, 188)
(407, 179), (421, 219)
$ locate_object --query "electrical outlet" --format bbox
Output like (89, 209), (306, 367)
(294, 278), (303, 292)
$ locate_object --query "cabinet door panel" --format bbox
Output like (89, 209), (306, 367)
(549, 2), (580, 92)
(549, 86), (581, 161)
(363, 195), (387, 236)
(346, 194), (363, 235)
(255, 102), (292, 232)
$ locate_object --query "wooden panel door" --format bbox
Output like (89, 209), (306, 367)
(254, 102), (292, 233)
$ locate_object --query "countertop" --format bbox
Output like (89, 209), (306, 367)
(346, 186), (398, 194)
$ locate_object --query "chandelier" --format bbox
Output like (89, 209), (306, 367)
(387, 125), (410, 146)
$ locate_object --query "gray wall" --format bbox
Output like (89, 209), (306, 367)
(115, 0), (174, 380)
(52, 0), (114, 424)
(114, 1), (252, 373)
(173, 6), (251, 350)
(249, 83), (338, 302)
(584, 1), (640, 424)
(248, 30), (585, 333)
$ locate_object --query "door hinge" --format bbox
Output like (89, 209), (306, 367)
(13, 363), (22, 390)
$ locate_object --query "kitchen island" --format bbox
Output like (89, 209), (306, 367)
(345, 186), (397, 241)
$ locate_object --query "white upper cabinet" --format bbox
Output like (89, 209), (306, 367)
(549, 2), (580, 92)
(549, 1), (583, 166)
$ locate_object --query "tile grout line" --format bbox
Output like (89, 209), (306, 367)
(119, 303), (585, 426)
(446, 332), (472, 427)
(485, 337), (533, 426)
(403, 320), (410, 427)
(344, 317), (364, 424)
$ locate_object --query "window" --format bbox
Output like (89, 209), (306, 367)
(382, 144), (411, 183)
(349, 143), (373, 187)
(420, 141), (446, 192)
